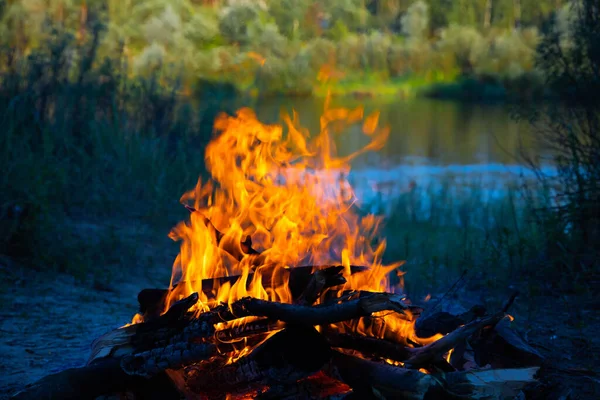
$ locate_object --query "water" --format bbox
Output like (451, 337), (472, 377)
(254, 96), (536, 166)
(253, 96), (551, 214)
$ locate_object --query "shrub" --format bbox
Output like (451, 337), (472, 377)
(437, 25), (486, 76)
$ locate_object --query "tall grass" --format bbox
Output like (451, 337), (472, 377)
(369, 174), (582, 296)
(0, 25), (242, 278)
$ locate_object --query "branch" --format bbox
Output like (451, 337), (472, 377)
(221, 292), (411, 326)
(403, 312), (506, 368)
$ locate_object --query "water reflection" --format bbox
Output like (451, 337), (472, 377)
(253, 97), (551, 220)
(254, 96), (534, 167)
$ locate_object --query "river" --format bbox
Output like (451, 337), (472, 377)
(252, 96), (551, 215)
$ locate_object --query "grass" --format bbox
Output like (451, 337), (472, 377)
(0, 29), (590, 298)
(366, 175), (578, 297)
(312, 72), (455, 99)
(0, 32), (233, 281)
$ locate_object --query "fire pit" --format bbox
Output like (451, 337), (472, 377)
(12, 102), (543, 399)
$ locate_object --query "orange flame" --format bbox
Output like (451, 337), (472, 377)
(134, 92), (445, 360)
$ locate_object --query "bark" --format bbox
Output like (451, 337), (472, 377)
(185, 326), (332, 398)
(323, 330), (413, 361)
(444, 367), (539, 399)
(484, 0), (493, 29)
(221, 292), (411, 325)
(404, 313), (506, 368)
(138, 265), (366, 319)
(327, 351), (438, 400)
(10, 358), (180, 400)
(121, 342), (217, 378)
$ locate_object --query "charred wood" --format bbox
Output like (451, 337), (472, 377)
(404, 312), (506, 369)
(185, 326), (331, 398)
(471, 317), (545, 368)
(121, 341), (217, 378)
(443, 367), (540, 399)
(327, 351), (438, 400)
(138, 264), (365, 319)
(9, 358), (180, 400)
(323, 330), (413, 361)
(219, 291), (411, 325)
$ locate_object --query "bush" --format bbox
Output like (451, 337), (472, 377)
(515, 0), (600, 284)
(437, 25), (486, 76)
(0, 23), (245, 274)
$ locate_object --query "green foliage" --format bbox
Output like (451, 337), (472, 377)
(322, 0), (370, 32)
(0, 23), (247, 275)
(378, 177), (550, 293)
(218, 1), (266, 45)
(0, 0), (562, 97)
(401, 0), (429, 39)
(513, 0), (600, 282)
(437, 24), (486, 75)
(267, 0), (311, 40)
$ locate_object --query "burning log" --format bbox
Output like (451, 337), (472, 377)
(137, 264), (365, 319)
(403, 312), (506, 368)
(184, 326), (332, 398)
(222, 291), (411, 325)
(323, 330), (414, 362)
(121, 341), (217, 378)
(11, 289), (543, 400)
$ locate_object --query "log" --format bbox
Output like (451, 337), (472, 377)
(471, 317), (545, 368)
(9, 358), (180, 400)
(215, 318), (284, 342)
(256, 371), (351, 400)
(221, 291), (411, 325)
(185, 326), (332, 398)
(403, 312), (506, 368)
(91, 291), (413, 386)
(443, 367), (540, 399)
(121, 341), (217, 378)
(138, 265), (366, 319)
(327, 351), (438, 400)
(323, 330), (413, 361)
(296, 267), (342, 306)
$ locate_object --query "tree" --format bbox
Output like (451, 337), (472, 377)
(267, 0), (311, 40)
(218, 1), (266, 45)
(437, 25), (486, 75)
(517, 0), (600, 274)
(401, 0), (429, 39)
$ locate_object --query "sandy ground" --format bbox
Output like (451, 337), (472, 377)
(0, 255), (598, 399)
(0, 256), (167, 399)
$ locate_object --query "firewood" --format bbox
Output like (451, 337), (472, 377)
(9, 358), (180, 400)
(327, 351), (438, 400)
(443, 367), (540, 399)
(323, 330), (413, 361)
(215, 318), (284, 341)
(221, 291), (412, 325)
(185, 326), (332, 398)
(121, 341), (217, 377)
(90, 292), (214, 364)
(257, 371), (352, 399)
(138, 264), (365, 319)
(471, 317), (545, 368)
(296, 266), (346, 306)
(403, 312), (506, 369)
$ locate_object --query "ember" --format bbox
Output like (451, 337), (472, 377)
(12, 97), (543, 400)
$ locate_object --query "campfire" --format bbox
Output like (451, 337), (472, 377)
(13, 100), (543, 400)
